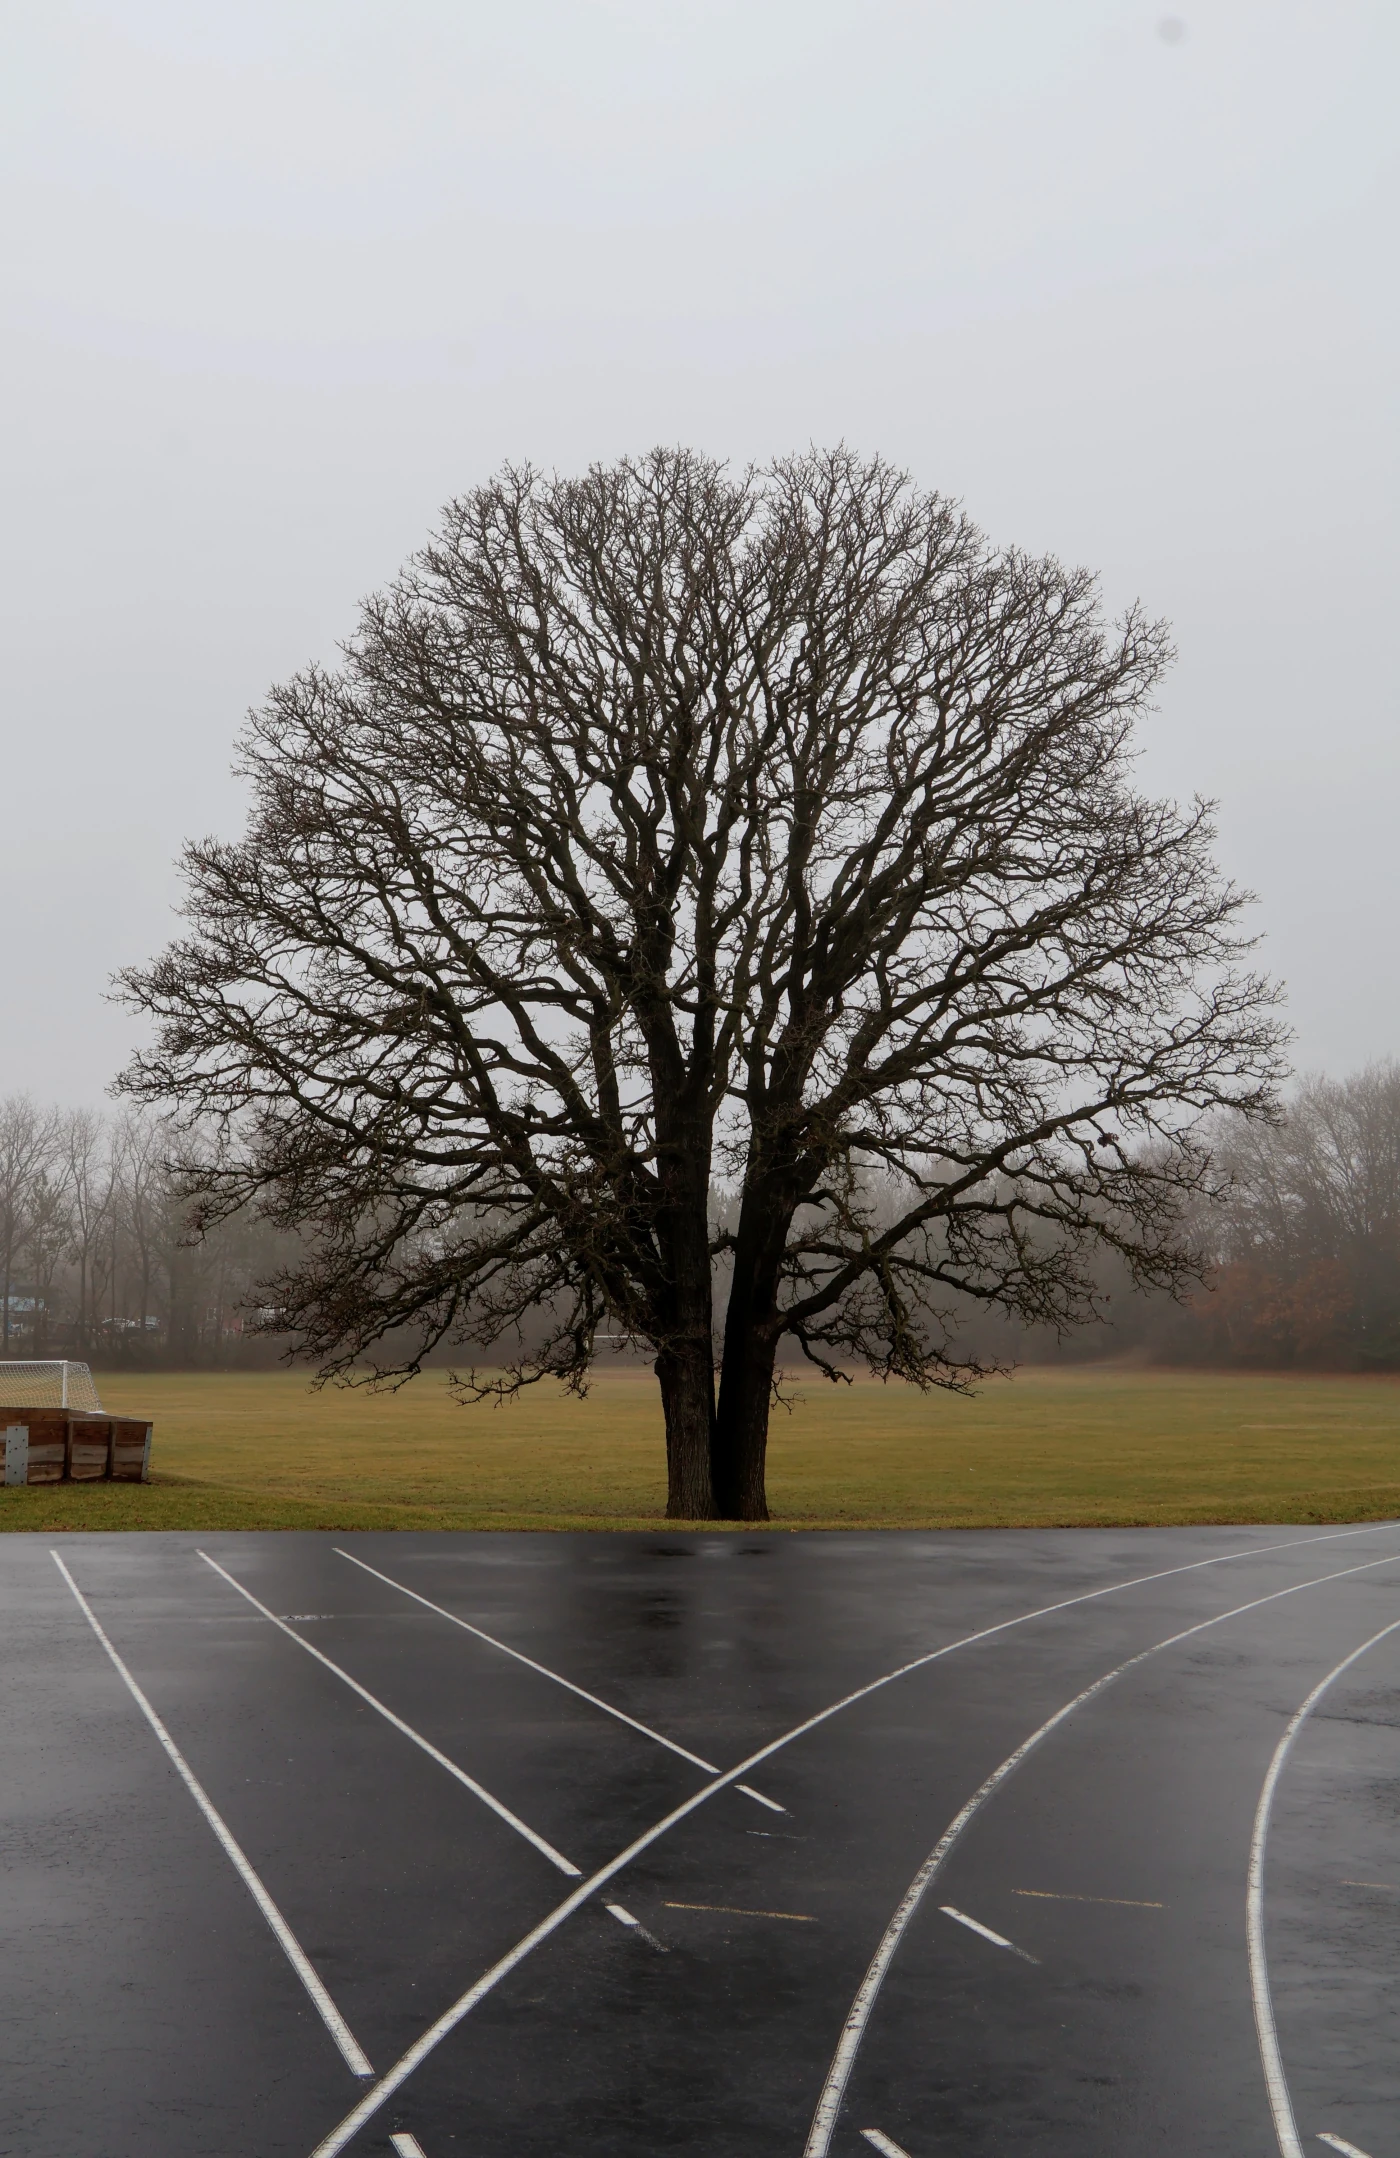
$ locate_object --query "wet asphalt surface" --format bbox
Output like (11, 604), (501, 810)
(2, 1524), (1399, 2158)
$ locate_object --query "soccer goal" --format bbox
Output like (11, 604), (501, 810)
(0, 1361), (103, 1412)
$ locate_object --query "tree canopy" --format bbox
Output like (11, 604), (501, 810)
(120, 448), (1286, 1517)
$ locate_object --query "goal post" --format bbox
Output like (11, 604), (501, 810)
(0, 1362), (103, 1413)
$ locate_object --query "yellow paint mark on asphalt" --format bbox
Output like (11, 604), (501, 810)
(663, 1900), (816, 1922)
(1013, 1889), (1164, 1908)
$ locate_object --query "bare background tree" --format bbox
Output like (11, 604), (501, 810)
(0, 1096), (59, 1354)
(1189, 1064), (1400, 1368)
(63, 1106), (114, 1354)
(0, 1095), (288, 1366)
(917, 1063), (1400, 1374)
(117, 448), (1286, 1519)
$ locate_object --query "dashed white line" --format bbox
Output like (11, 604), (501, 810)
(604, 1900), (668, 1951)
(305, 1527), (1400, 2158)
(861, 2133), (913, 2158)
(332, 1546), (786, 1811)
(50, 1551), (374, 2080)
(1318, 2136), (1374, 2158)
(735, 1782), (787, 1812)
(1248, 1618), (1400, 2158)
(940, 1906), (1037, 1961)
(197, 1551), (581, 1878)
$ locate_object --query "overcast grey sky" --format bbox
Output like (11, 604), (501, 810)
(3, 1), (1396, 1104)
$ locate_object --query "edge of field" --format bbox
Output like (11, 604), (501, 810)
(6, 1475), (1400, 1534)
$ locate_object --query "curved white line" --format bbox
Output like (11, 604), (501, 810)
(50, 1551), (374, 2080)
(198, 1552), (581, 1878)
(1247, 1616), (1400, 2158)
(306, 1528), (1400, 2158)
(803, 1551), (1400, 2157)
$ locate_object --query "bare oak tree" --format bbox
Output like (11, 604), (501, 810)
(119, 449), (1285, 1518)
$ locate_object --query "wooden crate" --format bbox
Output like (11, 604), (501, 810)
(1, 1410), (152, 1485)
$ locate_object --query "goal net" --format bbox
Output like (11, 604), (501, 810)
(0, 1362), (103, 1413)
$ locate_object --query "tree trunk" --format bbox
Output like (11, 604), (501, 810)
(713, 1204), (782, 1520)
(656, 1340), (716, 1518)
(650, 1101), (718, 1518)
(712, 1326), (777, 1520)
(711, 1169), (793, 1520)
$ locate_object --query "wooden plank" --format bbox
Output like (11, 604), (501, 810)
(69, 1422), (111, 1480)
(111, 1420), (153, 1483)
(21, 1412), (65, 1483)
(25, 1438), (66, 1483)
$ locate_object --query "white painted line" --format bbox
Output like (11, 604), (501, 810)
(333, 1546), (719, 1769)
(305, 1528), (1400, 2158)
(49, 1551), (374, 2080)
(606, 1902), (669, 1952)
(801, 1545), (1400, 2158)
(330, 1549), (788, 1813)
(1248, 1621), (1400, 2158)
(1318, 2136), (1373, 2158)
(736, 1782), (787, 1813)
(197, 1551), (581, 1878)
(390, 2137), (428, 2158)
(940, 1906), (1028, 1955)
(862, 2133), (913, 2158)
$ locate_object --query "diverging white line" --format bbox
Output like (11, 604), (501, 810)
(304, 1525), (1400, 2158)
(1247, 1618), (1400, 2158)
(333, 1546), (787, 1811)
(801, 1547), (1400, 2158)
(1317, 2135), (1374, 2158)
(198, 1551), (581, 1878)
(861, 2133), (913, 2158)
(50, 1551), (373, 2080)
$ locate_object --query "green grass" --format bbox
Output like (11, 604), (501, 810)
(3, 1363), (1398, 1533)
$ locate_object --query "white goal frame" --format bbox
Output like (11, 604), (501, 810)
(0, 1361), (103, 1412)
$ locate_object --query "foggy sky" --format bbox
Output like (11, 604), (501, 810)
(3, 1), (1396, 1105)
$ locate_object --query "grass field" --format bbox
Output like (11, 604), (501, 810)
(2, 1363), (1398, 1533)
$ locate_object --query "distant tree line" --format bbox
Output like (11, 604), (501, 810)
(958, 1062), (1400, 1373)
(1191, 1062), (1400, 1369)
(0, 1095), (290, 1368)
(1, 1062), (1394, 1378)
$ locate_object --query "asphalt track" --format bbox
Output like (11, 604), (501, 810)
(4, 1525), (1400, 2158)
